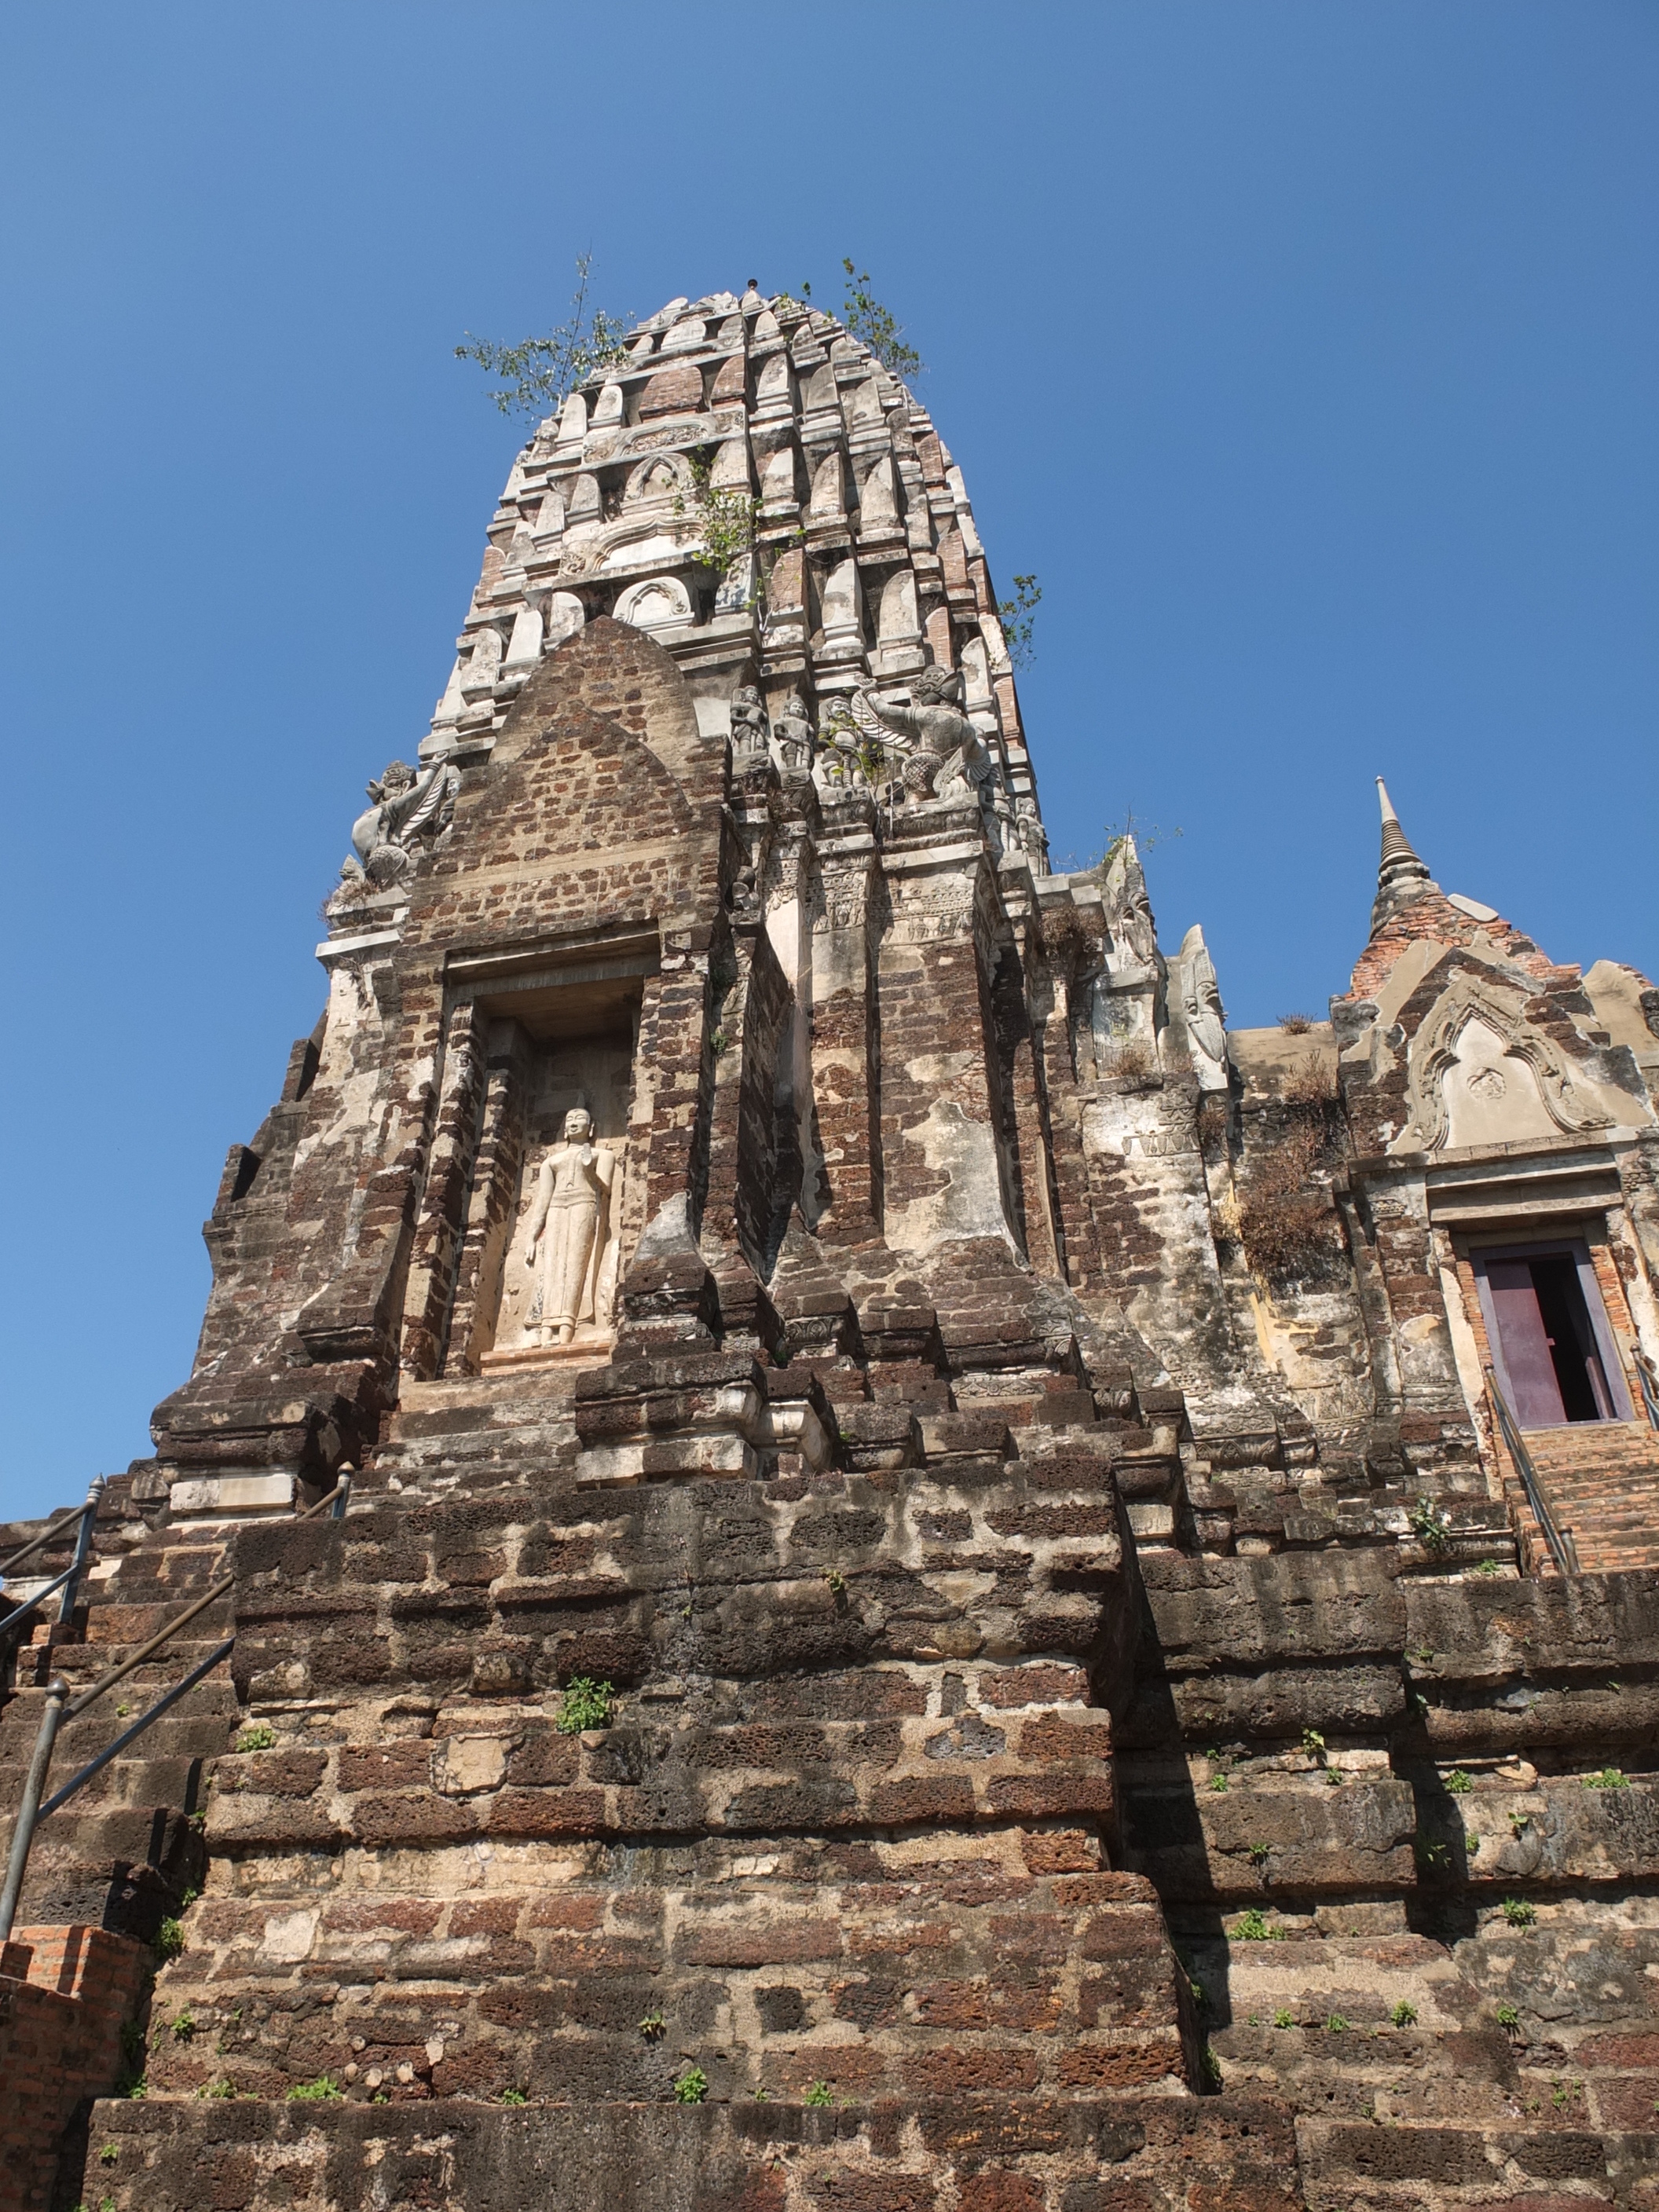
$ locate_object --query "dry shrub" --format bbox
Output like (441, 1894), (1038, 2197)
(1236, 1125), (1339, 1280)
(1278, 1012), (1315, 1035)
(1042, 905), (1104, 969)
(1284, 1057), (1339, 1110)
(1197, 1093), (1231, 1151)
(1111, 1040), (1159, 1088)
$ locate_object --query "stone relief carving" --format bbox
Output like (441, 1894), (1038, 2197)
(1175, 924), (1229, 1093)
(521, 1107), (620, 1346)
(340, 757), (461, 888)
(1403, 977), (1614, 1153)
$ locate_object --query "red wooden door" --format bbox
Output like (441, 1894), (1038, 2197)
(1485, 1260), (1566, 1427)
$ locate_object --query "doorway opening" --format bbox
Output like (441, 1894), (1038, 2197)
(1470, 1237), (1630, 1430)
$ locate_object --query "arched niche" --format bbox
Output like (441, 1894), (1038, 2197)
(613, 575), (694, 633)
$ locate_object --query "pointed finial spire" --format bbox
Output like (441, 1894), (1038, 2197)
(1376, 778), (1422, 868)
(1370, 775), (1437, 933)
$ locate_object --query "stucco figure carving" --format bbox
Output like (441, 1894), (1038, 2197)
(523, 1107), (619, 1346)
(774, 692), (815, 771)
(1101, 837), (1159, 970)
(1176, 924), (1229, 1092)
(341, 757), (460, 888)
(1015, 795), (1050, 873)
(729, 683), (771, 757)
(859, 666), (996, 805)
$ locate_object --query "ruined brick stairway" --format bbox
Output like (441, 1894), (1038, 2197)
(1514, 1419), (1659, 1576)
(0, 1507), (232, 1939)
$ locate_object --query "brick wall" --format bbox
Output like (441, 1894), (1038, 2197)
(0, 1924), (148, 2211)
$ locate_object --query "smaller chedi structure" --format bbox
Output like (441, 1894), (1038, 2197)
(5, 287), (1659, 2212)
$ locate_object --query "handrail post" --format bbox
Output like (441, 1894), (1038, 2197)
(57, 1476), (104, 1627)
(0, 1676), (70, 1943)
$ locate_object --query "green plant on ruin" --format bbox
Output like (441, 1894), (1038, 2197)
(1501, 1897), (1537, 1928)
(1584, 1767), (1630, 1789)
(287, 2075), (344, 2102)
(1232, 1909), (1280, 1941)
(673, 2066), (709, 2104)
(639, 2009), (665, 2041)
(839, 260), (923, 380)
(99, 2145), (119, 2166)
(1273, 2009), (1295, 2030)
(196, 2078), (237, 2100)
(456, 253), (632, 420)
(1495, 2002), (1520, 2031)
(1414, 1837), (1449, 1870)
(804, 2080), (834, 2107)
(1209, 1771), (1229, 1793)
(500, 2086), (528, 2104)
(115, 1703), (131, 1718)
(1247, 1841), (1271, 1866)
(1390, 2001), (1417, 2027)
(1445, 1768), (1473, 1795)
(824, 1569), (847, 1597)
(154, 1917), (185, 1961)
(672, 451), (760, 591)
(1477, 1558), (1501, 1575)
(556, 1677), (615, 1734)
(996, 573), (1042, 672)
(235, 1723), (276, 1752)
(1408, 1497), (1452, 1552)
(170, 2009), (196, 2042)
(1101, 811), (1183, 866)
(1326, 2013), (1350, 2034)
(1301, 1727), (1327, 1763)
(753, 2086), (769, 2102)
(1466, 1832), (1481, 1855)
(1509, 1812), (1530, 1836)
(123, 2079), (147, 2100)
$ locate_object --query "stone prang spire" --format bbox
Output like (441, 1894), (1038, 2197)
(13, 285), (1659, 2212)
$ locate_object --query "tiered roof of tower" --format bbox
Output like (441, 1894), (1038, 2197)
(422, 287), (1041, 826)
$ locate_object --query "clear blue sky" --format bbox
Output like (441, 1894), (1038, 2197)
(3, 2), (1655, 1519)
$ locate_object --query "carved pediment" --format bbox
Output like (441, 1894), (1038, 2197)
(1401, 976), (1611, 1153)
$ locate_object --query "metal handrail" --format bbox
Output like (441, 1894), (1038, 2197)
(38, 1637), (236, 1821)
(1484, 1367), (1580, 1577)
(0, 1478), (104, 1639)
(0, 1562), (80, 1643)
(1635, 1349), (1659, 1434)
(0, 1473), (350, 1943)
(0, 1490), (100, 1580)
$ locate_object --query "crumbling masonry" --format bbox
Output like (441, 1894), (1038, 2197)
(7, 285), (1659, 2212)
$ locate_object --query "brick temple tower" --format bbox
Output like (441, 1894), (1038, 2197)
(7, 286), (1659, 2212)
